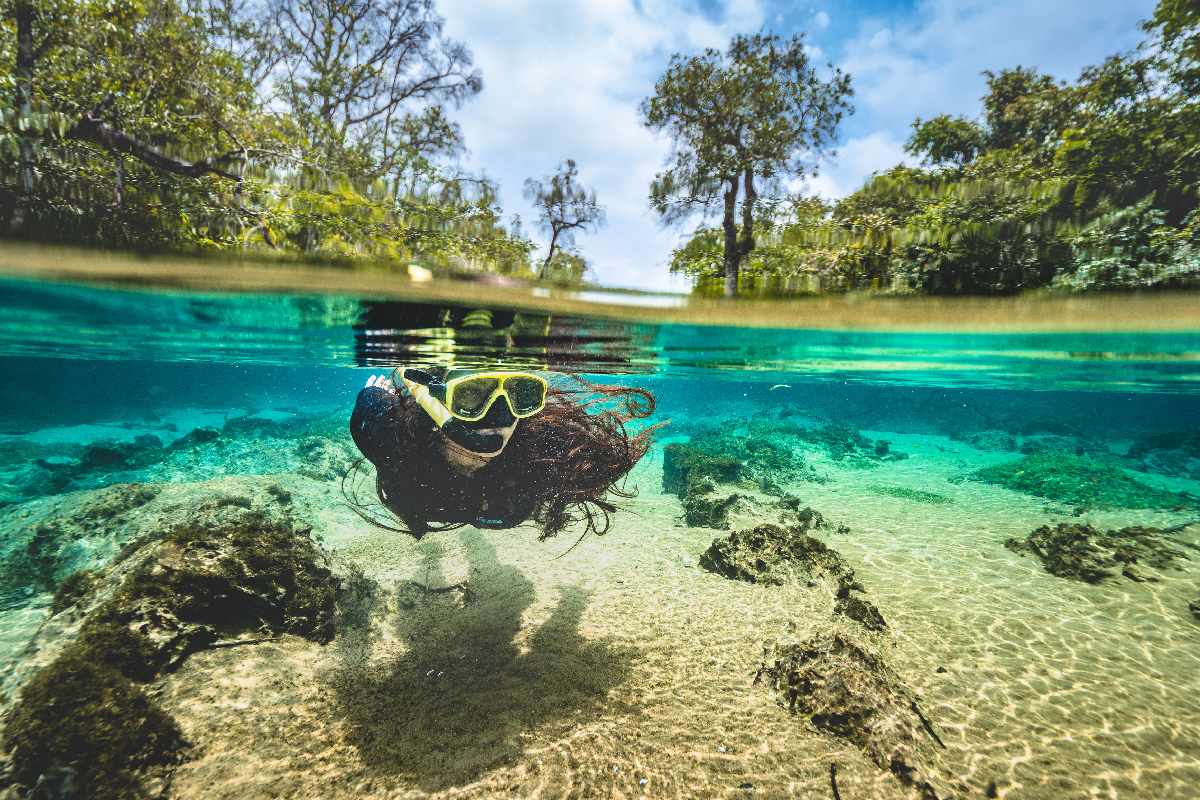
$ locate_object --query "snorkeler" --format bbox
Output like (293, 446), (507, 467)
(346, 366), (657, 540)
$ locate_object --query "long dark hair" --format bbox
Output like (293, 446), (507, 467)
(342, 373), (659, 541)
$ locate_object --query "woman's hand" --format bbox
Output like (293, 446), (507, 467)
(365, 374), (396, 393)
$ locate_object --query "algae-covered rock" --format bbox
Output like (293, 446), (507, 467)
(700, 522), (852, 586)
(1018, 434), (1109, 458)
(2, 654), (185, 800)
(86, 511), (341, 675)
(756, 632), (952, 799)
(964, 453), (1195, 509)
(683, 431), (816, 488)
(0, 507), (341, 799)
(662, 443), (743, 496)
(0, 483), (161, 595)
(681, 485), (741, 529)
(294, 436), (358, 482)
(1189, 595), (1200, 621)
(1004, 522), (1192, 583)
(834, 583), (888, 632)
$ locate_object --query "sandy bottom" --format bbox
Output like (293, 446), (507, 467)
(157, 433), (1200, 800)
(4, 420), (1200, 799)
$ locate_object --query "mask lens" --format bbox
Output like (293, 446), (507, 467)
(505, 376), (546, 416)
(450, 377), (499, 419)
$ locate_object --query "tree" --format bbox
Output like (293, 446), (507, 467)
(905, 115), (986, 167)
(523, 159), (605, 279)
(640, 32), (852, 296)
(270, 0), (481, 179)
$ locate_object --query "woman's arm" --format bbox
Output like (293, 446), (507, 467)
(350, 375), (404, 469)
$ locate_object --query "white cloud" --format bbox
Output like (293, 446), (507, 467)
(800, 131), (911, 200)
(839, 0), (1156, 135)
(813, 10), (831, 30)
(438, 0), (765, 292)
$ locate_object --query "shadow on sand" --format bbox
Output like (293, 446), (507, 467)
(330, 528), (637, 791)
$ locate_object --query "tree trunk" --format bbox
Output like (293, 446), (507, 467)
(738, 168), (756, 259)
(539, 227), (561, 280)
(721, 177), (740, 297)
(9, 1), (36, 233)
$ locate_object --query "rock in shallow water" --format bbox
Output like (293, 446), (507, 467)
(699, 522), (849, 586)
(756, 632), (956, 800)
(0, 506), (340, 800)
(1004, 522), (1193, 583)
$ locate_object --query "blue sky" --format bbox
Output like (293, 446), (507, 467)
(439, 0), (1157, 291)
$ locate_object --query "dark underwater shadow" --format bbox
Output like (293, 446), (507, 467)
(330, 529), (637, 791)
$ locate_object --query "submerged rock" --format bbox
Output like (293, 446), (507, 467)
(681, 481), (742, 529)
(1018, 434), (1110, 458)
(755, 632), (952, 799)
(294, 436), (358, 482)
(0, 483), (161, 595)
(1004, 522), (1193, 583)
(0, 507), (341, 799)
(700, 523), (851, 586)
(1190, 595), (1200, 621)
(662, 443), (743, 496)
(963, 453), (1195, 510)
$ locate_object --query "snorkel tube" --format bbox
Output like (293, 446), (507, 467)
(398, 369), (513, 454)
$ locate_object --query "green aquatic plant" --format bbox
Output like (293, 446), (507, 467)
(964, 452), (1195, 509)
(867, 485), (953, 505)
(2, 652), (186, 800)
(1005, 522), (1194, 583)
(50, 569), (99, 614)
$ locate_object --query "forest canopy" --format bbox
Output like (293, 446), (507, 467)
(665, 0), (1200, 295)
(0, 0), (537, 275)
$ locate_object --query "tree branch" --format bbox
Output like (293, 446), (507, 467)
(67, 112), (244, 182)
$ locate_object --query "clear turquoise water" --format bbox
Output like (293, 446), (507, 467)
(1, 273), (1199, 799)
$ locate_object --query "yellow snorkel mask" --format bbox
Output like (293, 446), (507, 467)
(398, 367), (549, 454)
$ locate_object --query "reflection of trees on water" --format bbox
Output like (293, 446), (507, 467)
(331, 529), (636, 791)
(353, 300), (656, 374)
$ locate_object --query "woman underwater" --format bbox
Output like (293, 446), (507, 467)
(346, 366), (658, 540)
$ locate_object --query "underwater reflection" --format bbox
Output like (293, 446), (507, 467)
(330, 529), (636, 790)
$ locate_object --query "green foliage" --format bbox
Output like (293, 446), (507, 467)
(906, 115), (986, 167)
(669, 0), (1200, 295)
(1051, 198), (1200, 290)
(0, 0), (533, 274)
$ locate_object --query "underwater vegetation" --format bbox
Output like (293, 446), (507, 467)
(1005, 522), (1197, 584)
(0, 505), (340, 799)
(961, 452), (1196, 510)
(755, 633), (955, 800)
